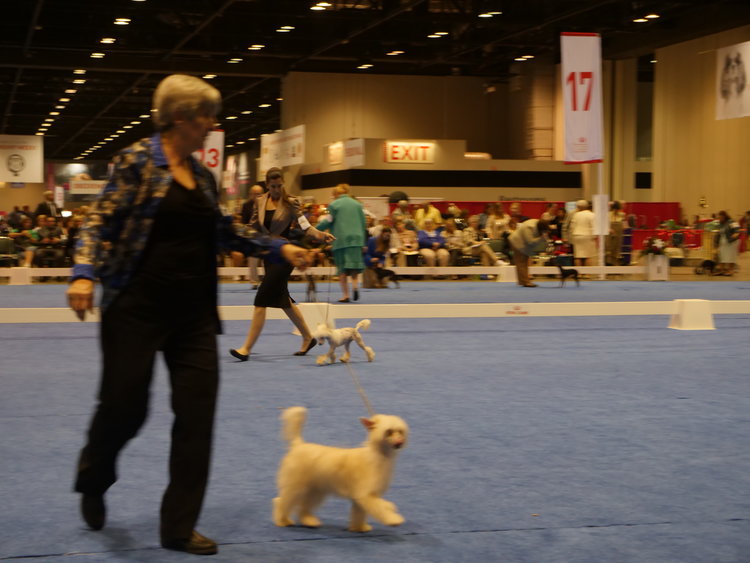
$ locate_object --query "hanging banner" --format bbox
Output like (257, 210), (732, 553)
(0, 135), (44, 183)
(193, 129), (224, 187)
(259, 124), (306, 178)
(716, 40), (750, 120)
(560, 33), (604, 164)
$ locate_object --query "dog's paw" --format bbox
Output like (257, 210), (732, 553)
(316, 355), (327, 365)
(348, 523), (373, 533)
(299, 515), (322, 528)
(383, 513), (405, 527)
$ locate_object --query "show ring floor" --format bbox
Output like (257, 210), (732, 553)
(1, 280), (749, 562)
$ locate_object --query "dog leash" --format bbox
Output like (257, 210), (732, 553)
(344, 360), (376, 418)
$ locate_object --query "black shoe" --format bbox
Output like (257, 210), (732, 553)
(353, 289), (359, 301)
(294, 338), (317, 356)
(229, 349), (249, 361)
(81, 494), (105, 530)
(162, 530), (217, 555)
(337, 297), (350, 303)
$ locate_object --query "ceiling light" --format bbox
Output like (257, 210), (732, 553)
(116, 130), (126, 133)
(241, 111), (253, 115)
(633, 18), (648, 23)
(236, 141), (245, 145)
(59, 98), (70, 102)
(514, 57), (527, 61)
(73, 69), (86, 75)
(139, 114), (150, 118)
(130, 121), (142, 124)
(645, 13), (660, 19)
(478, 13), (493, 18)
(55, 105), (64, 109)
(90, 52), (105, 58)
(281, 25), (295, 30)
(100, 38), (116, 44)
(225, 116), (238, 120)
(434, 32), (448, 36)
(44, 118), (55, 122)
(248, 137), (257, 141)
(357, 63), (373, 69)
(488, 11), (502, 15)
(49, 111), (60, 115)
(276, 28), (291, 33)
(258, 103), (271, 108)
(73, 79), (86, 84)
(651, 59), (657, 63)
(104, 137), (114, 141)
(387, 50), (404, 56)
(227, 58), (243, 63)
(427, 34), (441, 38)
(226, 144), (235, 148)
(277, 97), (284, 101)
(123, 125), (133, 129)
(248, 44), (265, 50)
(65, 89), (77, 94)
(310, 5), (325, 10)
(114, 18), (131, 25)
(203, 74), (216, 79)
(522, 55), (534, 59)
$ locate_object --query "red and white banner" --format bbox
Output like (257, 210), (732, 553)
(193, 129), (224, 187)
(560, 33), (603, 163)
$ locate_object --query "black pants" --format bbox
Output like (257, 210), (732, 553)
(74, 276), (219, 541)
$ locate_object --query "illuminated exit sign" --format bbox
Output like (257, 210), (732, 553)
(383, 140), (435, 163)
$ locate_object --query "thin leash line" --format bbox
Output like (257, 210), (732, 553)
(344, 360), (376, 418)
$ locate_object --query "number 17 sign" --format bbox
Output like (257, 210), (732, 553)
(561, 33), (603, 164)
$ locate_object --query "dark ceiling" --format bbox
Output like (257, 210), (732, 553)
(2, 0), (749, 162)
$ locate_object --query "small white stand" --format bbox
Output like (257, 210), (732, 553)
(646, 255), (669, 281)
(668, 299), (715, 330)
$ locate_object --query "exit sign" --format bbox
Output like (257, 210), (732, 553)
(383, 140), (435, 164)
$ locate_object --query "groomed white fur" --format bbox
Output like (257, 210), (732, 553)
(312, 319), (375, 365)
(273, 406), (408, 532)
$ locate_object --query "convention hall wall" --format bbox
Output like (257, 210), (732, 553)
(653, 24), (750, 220)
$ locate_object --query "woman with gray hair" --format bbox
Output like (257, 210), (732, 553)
(66, 74), (311, 555)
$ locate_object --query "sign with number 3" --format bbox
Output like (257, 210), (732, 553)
(561, 33), (603, 163)
(192, 129), (225, 187)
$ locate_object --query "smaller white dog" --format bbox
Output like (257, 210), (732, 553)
(312, 319), (375, 365)
(273, 406), (408, 532)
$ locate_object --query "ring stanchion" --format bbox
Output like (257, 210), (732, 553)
(668, 299), (715, 331)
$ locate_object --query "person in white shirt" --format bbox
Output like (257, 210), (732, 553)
(568, 199), (596, 267)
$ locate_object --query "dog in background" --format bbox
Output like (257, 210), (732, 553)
(305, 273), (317, 302)
(312, 319), (375, 365)
(695, 259), (716, 275)
(273, 406), (408, 532)
(549, 257), (580, 287)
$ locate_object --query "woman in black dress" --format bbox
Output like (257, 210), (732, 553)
(229, 168), (333, 360)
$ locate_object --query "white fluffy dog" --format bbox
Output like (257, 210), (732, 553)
(312, 319), (375, 365)
(273, 406), (408, 532)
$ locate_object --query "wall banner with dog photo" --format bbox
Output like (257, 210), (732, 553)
(716, 40), (750, 120)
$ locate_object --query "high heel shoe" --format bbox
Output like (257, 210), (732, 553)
(353, 289), (359, 301)
(293, 338), (317, 356)
(229, 349), (249, 361)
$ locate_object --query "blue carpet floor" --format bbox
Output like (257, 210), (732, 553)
(1, 282), (749, 562)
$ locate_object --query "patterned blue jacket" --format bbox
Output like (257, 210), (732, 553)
(71, 133), (284, 311)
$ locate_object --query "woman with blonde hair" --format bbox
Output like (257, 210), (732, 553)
(66, 74), (311, 555)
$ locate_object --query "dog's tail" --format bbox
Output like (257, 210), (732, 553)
(355, 319), (371, 332)
(280, 406), (307, 447)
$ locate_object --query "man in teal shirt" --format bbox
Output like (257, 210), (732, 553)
(316, 184), (367, 302)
